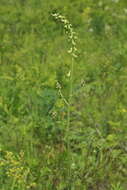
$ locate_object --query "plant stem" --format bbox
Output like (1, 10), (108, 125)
(66, 57), (74, 188)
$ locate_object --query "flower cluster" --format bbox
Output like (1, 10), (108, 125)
(6, 151), (28, 183)
(0, 150), (31, 187)
(52, 13), (78, 58)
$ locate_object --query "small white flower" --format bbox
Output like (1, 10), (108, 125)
(67, 71), (71, 77)
(71, 163), (76, 169)
(89, 28), (94, 32)
(68, 48), (72, 54)
(72, 53), (78, 58)
(52, 13), (58, 17)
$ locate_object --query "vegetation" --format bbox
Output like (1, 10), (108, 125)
(0, 0), (127, 189)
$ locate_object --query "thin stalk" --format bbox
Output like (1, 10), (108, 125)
(66, 57), (74, 188)
(52, 13), (77, 189)
(67, 57), (74, 150)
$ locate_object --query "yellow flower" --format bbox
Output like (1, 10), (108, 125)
(82, 7), (91, 19)
(27, 182), (37, 189)
(121, 108), (127, 113)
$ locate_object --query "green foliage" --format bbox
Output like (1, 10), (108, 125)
(0, 0), (127, 189)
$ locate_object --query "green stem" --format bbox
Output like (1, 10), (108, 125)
(67, 57), (74, 188)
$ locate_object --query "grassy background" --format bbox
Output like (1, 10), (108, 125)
(0, 0), (127, 189)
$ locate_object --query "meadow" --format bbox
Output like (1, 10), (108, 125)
(0, 0), (127, 189)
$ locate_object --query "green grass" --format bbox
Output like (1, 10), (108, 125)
(0, 0), (127, 189)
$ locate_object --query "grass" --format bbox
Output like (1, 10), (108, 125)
(0, 0), (127, 189)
